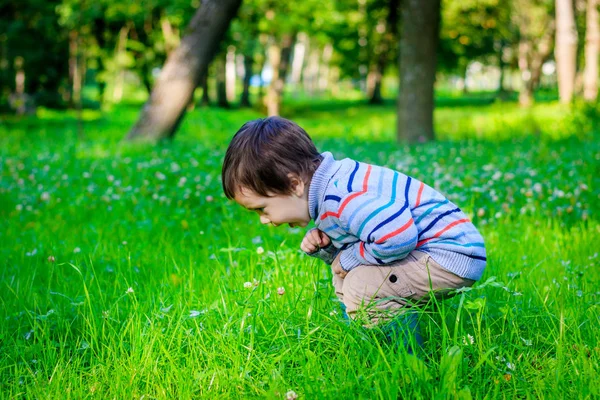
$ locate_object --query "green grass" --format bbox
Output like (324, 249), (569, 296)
(1, 95), (599, 398)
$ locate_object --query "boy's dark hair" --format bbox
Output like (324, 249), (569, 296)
(222, 117), (322, 199)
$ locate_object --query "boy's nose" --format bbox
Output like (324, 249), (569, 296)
(259, 215), (270, 225)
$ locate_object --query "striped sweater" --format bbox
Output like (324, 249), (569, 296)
(307, 152), (486, 281)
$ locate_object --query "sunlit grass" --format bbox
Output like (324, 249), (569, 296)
(1, 95), (599, 398)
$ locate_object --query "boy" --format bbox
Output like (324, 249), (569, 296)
(222, 116), (486, 329)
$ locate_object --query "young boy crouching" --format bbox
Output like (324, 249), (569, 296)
(222, 117), (486, 335)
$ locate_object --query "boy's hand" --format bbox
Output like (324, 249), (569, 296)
(331, 253), (347, 279)
(301, 228), (331, 254)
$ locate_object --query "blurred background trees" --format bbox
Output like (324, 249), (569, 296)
(1, 0), (598, 141)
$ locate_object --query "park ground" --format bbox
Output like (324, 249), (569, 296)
(1, 92), (599, 398)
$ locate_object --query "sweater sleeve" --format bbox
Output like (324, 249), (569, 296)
(334, 192), (418, 271)
(305, 243), (340, 265)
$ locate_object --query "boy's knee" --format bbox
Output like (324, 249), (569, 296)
(341, 266), (414, 324)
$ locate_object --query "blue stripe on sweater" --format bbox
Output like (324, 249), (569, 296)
(346, 168), (385, 228)
(347, 162), (360, 192)
(324, 195), (341, 202)
(372, 237), (416, 252)
(367, 176), (412, 243)
(418, 207), (461, 238)
(420, 247), (487, 262)
(414, 199), (449, 224)
(357, 171), (398, 237)
(432, 240), (485, 248)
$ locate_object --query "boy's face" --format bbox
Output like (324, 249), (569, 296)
(234, 176), (311, 228)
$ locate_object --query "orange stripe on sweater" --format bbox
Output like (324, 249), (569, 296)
(320, 165), (372, 220)
(417, 218), (470, 247)
(375, 218), (414, 244)
(415, 182), (424, 207)
(359, 242), (365, 258)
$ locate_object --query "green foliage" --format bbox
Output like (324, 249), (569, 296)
(1, 98), (599, 397)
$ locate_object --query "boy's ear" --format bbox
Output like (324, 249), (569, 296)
(287, 173), (305, 197)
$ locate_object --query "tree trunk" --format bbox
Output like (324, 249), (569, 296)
(199, 70), (210, 106)
(584, 0), (599, 101)
(113, 25), (129, 103)
(555, 0), (578, 103)
(497, 40), (506, 95)
(127, 0), (242, 141)
(518, 23), (555, 107)
(318, 43), (333, 92)
(240, 53), (253, 107)
(225, 46), (236, 103)
(290, 32), (308, 87)
(216, 54), (229, 108)
(370, 0), (399, 105)
(398, 0), (440, 143)
(264, 34), (294, 116)
(68, 30), (83, 108)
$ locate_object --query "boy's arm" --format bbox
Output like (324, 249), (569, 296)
(332, 192), (418, 272)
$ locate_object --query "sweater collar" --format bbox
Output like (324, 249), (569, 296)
(308, 151), (337, 221)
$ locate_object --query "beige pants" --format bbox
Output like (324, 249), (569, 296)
(333, 250), (475, 325)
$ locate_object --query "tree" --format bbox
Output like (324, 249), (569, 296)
(398, 0), (440, 142)
(583, 0), (599, 100)
(556, 0), (579, 103)
(126, 0), (242, 141)
(513, 0), (555, 107)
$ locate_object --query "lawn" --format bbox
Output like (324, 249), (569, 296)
(1, 95), (599, 398)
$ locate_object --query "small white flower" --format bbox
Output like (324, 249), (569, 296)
(256, 246), (265, 255)
(189, 310), (201, 318)
(244, 282), (252, 289)
(126, 287), (134, 294)
(205, 195), (214, 202)
(122, 241), (128, 245)
(277, 287), (285, 295)
(16, 204), (23, 211)
(286, 390), (298, 400)
(40, 192), (50, 201)
(506, 362), (515, 371)
(26, 249), (37, 257)
(73, 247), (81, 254)
(47, 256), (55, 263)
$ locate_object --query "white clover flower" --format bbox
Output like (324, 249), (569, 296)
(47, 256), (55, 263)
(244, 282), (252, 289)
(40, 192), (50, 201)
(286, 390), (298, 400)
(73, 247), (81, 254)
(256, 246), (265, 255)
(205, 195), (214, 202)
(126, 287), (134, 294)
(277, 287), (285, 295)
